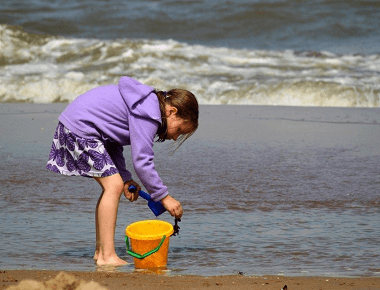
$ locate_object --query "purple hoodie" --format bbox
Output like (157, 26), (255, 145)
(58, 76), (168, 201)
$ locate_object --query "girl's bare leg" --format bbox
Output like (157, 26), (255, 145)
(93, 174), (127, 266)
(93, 190), (103, 261)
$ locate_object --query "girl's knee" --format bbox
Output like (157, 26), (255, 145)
(110, 181), (124, 196)
(95, 175), (125, 196)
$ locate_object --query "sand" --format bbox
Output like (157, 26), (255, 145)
(1, 270), (380, 290)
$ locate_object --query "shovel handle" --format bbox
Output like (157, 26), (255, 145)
(128, 185), (152, 201)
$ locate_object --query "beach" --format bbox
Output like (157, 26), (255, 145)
(2, 270), (380, 290)
(1, 0), (380, 288)
(1, 103), (380, 281)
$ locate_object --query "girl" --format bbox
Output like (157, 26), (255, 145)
(46, 76), (199, 266)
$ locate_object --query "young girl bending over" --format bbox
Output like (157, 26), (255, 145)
(46, 76), (199, 266)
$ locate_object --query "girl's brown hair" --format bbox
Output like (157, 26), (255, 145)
(155, 89), (199, 145)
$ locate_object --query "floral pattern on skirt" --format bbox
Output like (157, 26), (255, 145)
(46, 122), (119, 178)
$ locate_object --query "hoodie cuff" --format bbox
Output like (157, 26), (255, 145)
(151, 190), (169, 202)
(120, 170), (133, 183)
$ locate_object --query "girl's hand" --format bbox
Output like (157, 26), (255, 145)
(161, 195), (183, 218)
(123, 180), (141, 202)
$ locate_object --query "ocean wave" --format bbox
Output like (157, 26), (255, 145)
(1, 24), (379, 107)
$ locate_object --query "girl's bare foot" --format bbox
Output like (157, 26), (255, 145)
(93, 250), (99, 261)
(96, 255), (127, 266)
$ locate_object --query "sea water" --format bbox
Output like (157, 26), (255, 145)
(1, 0), (380, 106)
(0, 104), (379, 276)
(0, 0), (380, 277)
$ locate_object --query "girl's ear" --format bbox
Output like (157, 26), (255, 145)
(165, 104), (178, 117)
(168, 106), (178, 116)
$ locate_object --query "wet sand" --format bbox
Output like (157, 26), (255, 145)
(1, 270), (380, 290)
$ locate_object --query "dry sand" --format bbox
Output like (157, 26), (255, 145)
(1, 270), (379, 290)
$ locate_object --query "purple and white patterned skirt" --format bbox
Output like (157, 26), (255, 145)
(46, 122), (119, 178)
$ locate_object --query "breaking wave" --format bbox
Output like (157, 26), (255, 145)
(1, 24), (379, 107)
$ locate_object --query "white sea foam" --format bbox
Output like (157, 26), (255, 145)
(0, 24), (379, 106)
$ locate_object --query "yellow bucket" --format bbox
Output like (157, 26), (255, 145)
(125, 220), (174, 269)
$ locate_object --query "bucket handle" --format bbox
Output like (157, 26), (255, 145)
(125, 235), (166, 259)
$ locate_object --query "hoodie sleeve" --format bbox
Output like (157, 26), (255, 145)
(105, 141), (133, 182)
(128, 112), (168, 202)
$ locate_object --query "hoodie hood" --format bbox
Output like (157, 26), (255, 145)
(118, 76), (162, 124)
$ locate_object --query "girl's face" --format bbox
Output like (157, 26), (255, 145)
(165, 105), (193, 141)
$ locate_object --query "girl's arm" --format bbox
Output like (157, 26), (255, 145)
(128, 113), (168, 202)
(105, 141), (132, 182)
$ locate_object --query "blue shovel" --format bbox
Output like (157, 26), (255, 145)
(128, 185), (166, 217)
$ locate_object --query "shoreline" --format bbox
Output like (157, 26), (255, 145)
(1, 270), (380, 290)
